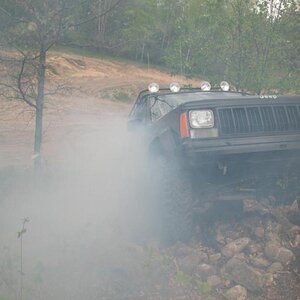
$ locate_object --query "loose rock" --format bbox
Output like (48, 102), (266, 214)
(207, 275), (222, 287)
(288, 225), (300, 238)
(224, 285), (247, 300)
(171, 242), (194, 257)
(287, 200), (300, 225)
(245, 242), (262, 254)
(268, 262), (284, 273)
(292, 234), (300, 248)
(264, 273), (275, 286)
(243, 199), (269, 215)
(209, 253), (222, 265)
(225, 257), (265, 292)
(254, 227), (265, 239)
(178, 252), (208, 274)
(195, 263), (215, 280)
(222, 238), (251, 258)
(265, 242), (294, 264)
(250, 256), (270, 268)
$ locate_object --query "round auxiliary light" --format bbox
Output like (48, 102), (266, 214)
(170, 82), (181, 93)
(200, 81), (211, 91)
(148, 83), (160, 93)
(220, 81), (230, 92)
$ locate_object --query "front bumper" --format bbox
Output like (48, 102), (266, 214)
(181, 134), (300, 167)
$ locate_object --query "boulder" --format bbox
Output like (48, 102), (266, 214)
(195, 263), (215, 280)
(288, 225), (300, 238)
(209, 253), (222, 265)
(254, 227), (265, 239)
(207, 275), (222, 287)
(243, 199), (269, 215)
(222, 238), (251, 258)
(287, 200), (300, 225)
(268, 262), (284, 273)
(225, 257), (265, 292)
(178, 252), (208, 274)
(224, 285), (247, 300)
(292, 234), (300, 248)
(245, 242), (262, 255)
(250, 256), (270, 269)
(264, 242), (294, 264)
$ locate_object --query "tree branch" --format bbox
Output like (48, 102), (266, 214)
(16, 57), (37, 108)
(0, 6), (12, 17)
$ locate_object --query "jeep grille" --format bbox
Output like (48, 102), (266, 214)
(217, 105), (300, 135)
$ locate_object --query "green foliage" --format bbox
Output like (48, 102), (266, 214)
(175, 270), (192, 285)
(101, 88), (134, 102)
(196, 281), (212, 294)
(0, 0), (299, 93)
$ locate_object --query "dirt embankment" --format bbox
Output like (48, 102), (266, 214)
(0, 52), (198, 168)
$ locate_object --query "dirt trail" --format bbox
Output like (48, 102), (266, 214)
(0, 52), (198, 168)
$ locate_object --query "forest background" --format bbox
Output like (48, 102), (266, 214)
(1, 0), (299, 94)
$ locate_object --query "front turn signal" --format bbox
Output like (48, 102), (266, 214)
(180, 112), (190, 138)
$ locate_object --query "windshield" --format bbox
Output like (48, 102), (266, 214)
(150, 92), (245, 122)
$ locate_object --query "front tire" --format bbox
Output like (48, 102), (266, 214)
(155, 158), (195, 244)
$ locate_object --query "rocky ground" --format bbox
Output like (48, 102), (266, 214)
(1, 170), (300, 300)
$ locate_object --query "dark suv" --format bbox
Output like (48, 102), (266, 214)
(128, 82), (300, 242)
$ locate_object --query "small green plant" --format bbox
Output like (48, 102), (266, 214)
(17, 218), (29, 300)
(175, 270), (192, 285)
(100, 88), (133, 102)
(46, 64), (59, 75)
(112, 89), (131, 102)
(196, 281), (212, 294)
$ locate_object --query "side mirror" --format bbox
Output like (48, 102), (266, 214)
(127, 118), (143, 131)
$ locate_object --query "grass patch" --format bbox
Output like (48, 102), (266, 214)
(175, 271), (192, 285)
(196, 281), (212, 294)
(46, 64), (60, 75)
(100, 88), (135, 103)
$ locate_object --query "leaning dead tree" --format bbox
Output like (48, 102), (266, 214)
(0, 0), (122, 169)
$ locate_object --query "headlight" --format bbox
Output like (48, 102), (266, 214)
(189, 110), (214, 128)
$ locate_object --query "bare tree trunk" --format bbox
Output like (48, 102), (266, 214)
(141, 43), (145, 62)
(147, 52), (150, 71)
(34, 43), (46, 170)
(179, 40), (183, 76)
(97, 0), (110, 45)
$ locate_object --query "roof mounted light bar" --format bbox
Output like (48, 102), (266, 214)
(147, 81), (230, 93)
